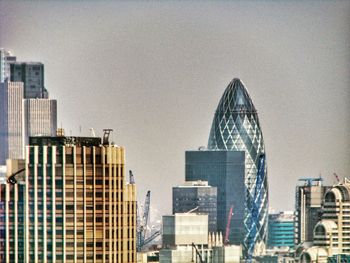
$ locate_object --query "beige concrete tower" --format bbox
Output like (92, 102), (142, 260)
(1, 135), (136, 263)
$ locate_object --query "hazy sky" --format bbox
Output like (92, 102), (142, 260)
(1, 1), (349, 217)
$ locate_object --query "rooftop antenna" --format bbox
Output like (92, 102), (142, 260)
(102, 129), (113, 145)
(89, 128), (96, 137)
(129, 170), (135, 184)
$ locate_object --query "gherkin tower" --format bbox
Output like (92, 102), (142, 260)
(208, 78), (268, 256)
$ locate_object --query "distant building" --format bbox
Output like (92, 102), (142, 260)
(0, 135), (137, 262)
(172, 181), (217, 232)
(0, 48), (16, 82)
(0, 82), (57, 165)
(162, 213), (209, 247)
(0, 82), (25, 164)
(268, 211), (294, 249)
(299, 179), (350, 262)
(294, 178), (330, 246)
(1, 57), (57, 164)
(23, 99), (57, 145)
(185, 150), (245, 246)
(160, 213), (242, 262)
(10, 62), (48, 98)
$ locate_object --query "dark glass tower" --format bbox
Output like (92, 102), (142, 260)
(10, 62), (48, 99)
(207, 78), (268, 256)
(172, 181), (218, 232)
(185, 150), (246, 245)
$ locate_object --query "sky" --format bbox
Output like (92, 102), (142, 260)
(1, 1), (349, 218)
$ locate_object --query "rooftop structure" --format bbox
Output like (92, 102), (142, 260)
(0, 48), (16, 82)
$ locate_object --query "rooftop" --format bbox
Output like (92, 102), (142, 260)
(29, 136), (101, 147)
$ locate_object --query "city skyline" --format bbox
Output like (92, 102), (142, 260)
(0, 1), (349, 216)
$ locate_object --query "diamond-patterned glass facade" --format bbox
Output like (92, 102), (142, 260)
(208, 78), (268, 256)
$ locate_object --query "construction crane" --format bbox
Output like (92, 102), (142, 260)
(298, 177), (323, 187)
(224, 205), (234, 244)
(191, 242), (204, 263)
(137, 191), (151, 251)
(89, 128), (96, 137)
(142, 229), (161, 247)
(247, 154), (266, 261)
(131, 170), (161, 251)
(334, 173), (340, 183)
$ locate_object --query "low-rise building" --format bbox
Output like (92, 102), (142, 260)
(268, 211), (294, 249)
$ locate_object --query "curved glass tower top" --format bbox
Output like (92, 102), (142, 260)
(208, 78), (261, 151)
(208, 78), (268, 257)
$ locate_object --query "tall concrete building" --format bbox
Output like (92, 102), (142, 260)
(0, 48), (16, 83)
(0, 82), (57, 165)
(10, 62), (48, 98)
(295, 178), (330, 246)
(186, 78), (268, 257)
(0, 159), (25, 262)
(299, 179), (350, 262)
(0, 55), (57, 165)
(0, 135), (137, 263)
(0, 82), (25, 164)
(23, 99), (57, 145)
(172, 181), (217, 232)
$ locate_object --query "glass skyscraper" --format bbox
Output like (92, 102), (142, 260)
(187, 78), (268, 257)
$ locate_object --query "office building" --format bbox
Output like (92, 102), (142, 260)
(0, 134), (137, 263)
(267, 211), (294, 249)
(0, 159), (25, 262)
(0, 48), (16, 83)
(0, 82), (25, 164)
(23, 99), (57, 145)
(172, 181), (217, 232)
(185, 151), (245, 244)
(162, 213), (208, 247)
(1, 56), (57, 164)
(186, 78), (268, 257)
(0, 82), (57, 165)
(160, 213), (242, 262)
(10, 62), (48, 98)
(299, 179), (350, 262)
(294, 178), (330, 246)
